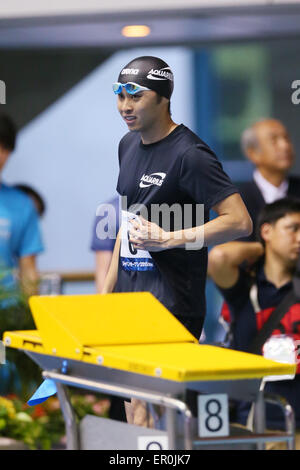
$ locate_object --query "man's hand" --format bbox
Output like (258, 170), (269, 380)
(95, 250), (113, 293)
(208, 241), (264, 289)
(129, 217), (170, 252)
(101, 230), (121, 294)
(128, 193), (253, 253)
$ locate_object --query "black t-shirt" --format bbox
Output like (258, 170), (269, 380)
(115, 124), (238, 339)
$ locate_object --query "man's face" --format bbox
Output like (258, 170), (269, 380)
(262, 212), (300, 266)
(0, 145), (11, 172)
(117, 89), (164, 133)
(249, 120), (294, 172)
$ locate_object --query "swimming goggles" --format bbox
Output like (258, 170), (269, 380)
(112, 82), (151, 95)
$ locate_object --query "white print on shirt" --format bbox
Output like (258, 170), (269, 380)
(139, 172), (166, 188)
(120, 210), (155, 272)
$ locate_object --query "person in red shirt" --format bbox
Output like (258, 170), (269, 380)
(208, 197), (300, 448)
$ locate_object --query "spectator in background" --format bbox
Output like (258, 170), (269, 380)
(217, 118), (300, 331)
(90, 196), (123, 421)
(0, 114), (44, 397)
(0, 113), (44, 296)
(238, 118), (300, 240)
(208, 198), (300, 448)
(90, 196), (119, 293)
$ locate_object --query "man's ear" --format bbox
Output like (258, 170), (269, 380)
(245, 146), (261, 166)
(260, 223), (272, 244)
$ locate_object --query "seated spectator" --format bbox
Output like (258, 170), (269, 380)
(238, 118), (300, 240)
(219, 118), (300, 336)
(0, 114), (44, 297)
(208, 198), (300, 448)
(0, 114), (44, 397)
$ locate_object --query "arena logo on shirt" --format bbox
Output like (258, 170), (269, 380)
(139, 172), (166, 188)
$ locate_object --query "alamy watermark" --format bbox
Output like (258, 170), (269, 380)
(291, 80), (300, 105)
(95, 196), (205, 250)
(0, 80), (6, 104)
(0, 341), (5, 364)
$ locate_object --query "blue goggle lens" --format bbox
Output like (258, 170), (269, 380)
(112, 82), (147, 95)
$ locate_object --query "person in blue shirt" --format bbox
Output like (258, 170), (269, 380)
(90, 196), (122, 420)
(0, 114), (44, 396)
(0, 113), (44, 296)
(90, 196), (119, 293)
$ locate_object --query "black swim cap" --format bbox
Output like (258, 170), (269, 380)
(118, 56), (174, 100)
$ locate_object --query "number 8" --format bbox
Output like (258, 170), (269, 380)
(205, 399), (223, 432)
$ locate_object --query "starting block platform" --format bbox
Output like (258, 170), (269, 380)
(3, 292), (297, 450)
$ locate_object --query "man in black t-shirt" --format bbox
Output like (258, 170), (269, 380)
(103, 55), (252, 341)
(102, 55), (252, 426)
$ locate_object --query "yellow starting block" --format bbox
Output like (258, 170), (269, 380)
(3, 292), (297, 450)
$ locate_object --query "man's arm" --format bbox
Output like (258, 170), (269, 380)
(101, 230), (121, 294)
(195, 192), (252, 246)
(19, 254), (39, 296)
(95, 251), (113, 293)
(129, 193), (253, 251)
(208, 241), (264, 289)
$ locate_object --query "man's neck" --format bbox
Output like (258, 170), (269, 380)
(256, 167), (287, 188)
(141, 117), (178, 145)
(264, 250), (294, 288)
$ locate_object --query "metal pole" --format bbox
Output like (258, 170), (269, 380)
(264, 393), (296, 450)
(166, 406), (177, 450)
(43, 370), (193, 450)
(55, 382), (80, 450)
(253, 388), (266, 450)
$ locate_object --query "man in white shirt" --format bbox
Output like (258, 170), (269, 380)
(252, 169), (288, 204)
(238, 118), (300, 240)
